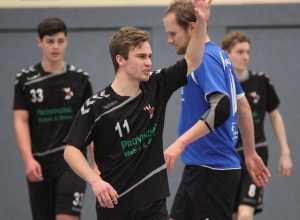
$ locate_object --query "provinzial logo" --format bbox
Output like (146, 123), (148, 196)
(62, 87), (74, 100)
(36, 107), (73, 123)
(143, 104), (154, 119)
(121, 124), (157, 158)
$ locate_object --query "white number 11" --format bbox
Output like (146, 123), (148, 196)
(115, 119), (130, 137)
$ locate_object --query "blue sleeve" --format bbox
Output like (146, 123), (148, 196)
(194, 54), (228, 99)
(193, 51), (244, 99)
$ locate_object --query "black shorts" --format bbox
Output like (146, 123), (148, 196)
(27, 163), (86, 220)
(170, 165), (241, 220)
(233, 147), (268, 214)
(101, 199), (169, 220)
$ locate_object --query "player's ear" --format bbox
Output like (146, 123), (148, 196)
(116, 55), (125, 67)
(37, 37), (42, 47)
(189, 22), (196, 35)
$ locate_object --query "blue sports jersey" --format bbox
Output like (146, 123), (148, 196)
(179, 41), (243, 169)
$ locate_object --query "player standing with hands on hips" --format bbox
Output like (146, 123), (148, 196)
(63, 0), (212, 219)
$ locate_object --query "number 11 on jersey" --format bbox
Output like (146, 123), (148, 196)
(115, 119), (130, 137)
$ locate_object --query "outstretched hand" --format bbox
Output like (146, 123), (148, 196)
(194, 0), (212, 22)
(245, 154), (271, 187)
(164, 141), (185, 172)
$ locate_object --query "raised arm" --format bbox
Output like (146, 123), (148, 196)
(237, 96), (271, 187)
(14, 110), (43, 182)
(184, 0), (212, 75)
(269, 109), (293, 177)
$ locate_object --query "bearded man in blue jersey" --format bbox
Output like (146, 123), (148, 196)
(162, 1), (271, 219)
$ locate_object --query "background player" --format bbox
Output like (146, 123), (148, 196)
(222, 31), (293, 220)
(13, 17), (93, 220)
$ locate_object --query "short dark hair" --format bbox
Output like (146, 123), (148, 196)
(37, 18), (67, 40)
(109, 27), (150, 72)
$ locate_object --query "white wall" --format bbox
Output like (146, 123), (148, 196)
(1, 0), (300, 8)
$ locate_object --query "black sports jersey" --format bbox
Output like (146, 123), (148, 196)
(14, 63), (93, 163)
(236, 71), (280, 150)
(64, 59), (188, 218)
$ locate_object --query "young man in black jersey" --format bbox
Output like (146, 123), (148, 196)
(222, 31), (293, 220)
(13, 18), (93, 220)
(63, 1), (211, 219)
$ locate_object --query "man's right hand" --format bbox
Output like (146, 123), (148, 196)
(91, 178), (119, 208)
(25, 158), (43, 182)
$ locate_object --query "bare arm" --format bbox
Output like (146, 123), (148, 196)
(164, 120), (210, 172)
(164, 92), (229, 172)
(184, 0), (212, 75)
(269, 109), (292, 177)
(64, 145), (118, 208)
(237, 96), (271, 187)
(14, 110), (43, 182)
(88, 142), (100, 175)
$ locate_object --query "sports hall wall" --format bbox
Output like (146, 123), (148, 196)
(0, 3), (299, 219)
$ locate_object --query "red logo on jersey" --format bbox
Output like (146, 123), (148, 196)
(249, 91), (260, 104)
(143, 104), (154, 119)
(62, 87), (74, 100)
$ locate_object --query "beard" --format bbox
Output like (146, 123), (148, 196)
(175, 46), (187, 55)
(174, 34), (191, 55)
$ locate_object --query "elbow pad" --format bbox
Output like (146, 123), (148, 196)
(201, 93), (230, 131)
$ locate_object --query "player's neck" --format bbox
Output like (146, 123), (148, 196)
(205, 35), (211, 43)
(235, 69), (249, 82)
(41, 60), (66, 74)
(111, 77), (139, 97)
